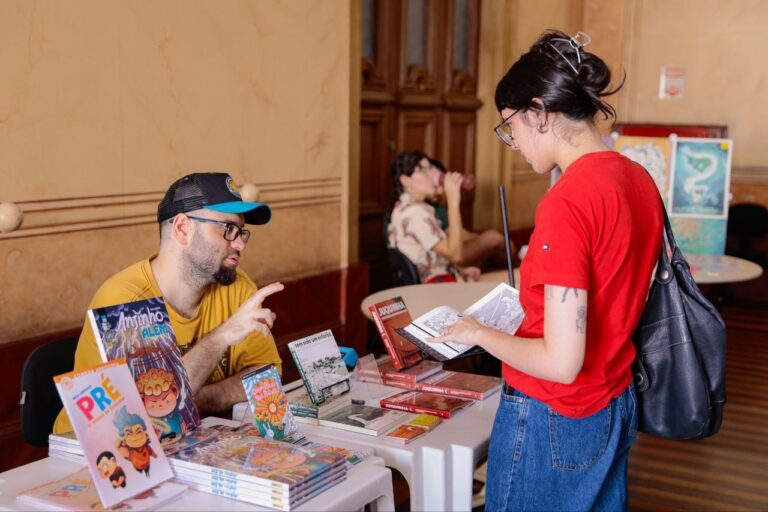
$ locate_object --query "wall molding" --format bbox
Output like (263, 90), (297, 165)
(1, 178), (341, 240)
(732, 166), (768, 186)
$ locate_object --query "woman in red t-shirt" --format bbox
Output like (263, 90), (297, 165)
(431, 30), (663, 511)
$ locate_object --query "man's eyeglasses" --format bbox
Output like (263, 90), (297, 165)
(494, 111), (519, 149)
(181, 215), (251, 243)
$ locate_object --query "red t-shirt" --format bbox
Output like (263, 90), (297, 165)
(504, 151), (663, 418)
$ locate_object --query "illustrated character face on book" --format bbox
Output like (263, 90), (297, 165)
(96, 450), (126, 489)
(136, 368), (186, 443)
(113, 406), (158, 477)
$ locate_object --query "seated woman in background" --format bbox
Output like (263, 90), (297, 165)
(428, 158), (510, 271)
(387, 150), (480, 283)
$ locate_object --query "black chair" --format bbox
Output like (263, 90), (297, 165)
(19, 337), (78, 447)
(726, 203), (768, 265)
(387, 247), (421, 286)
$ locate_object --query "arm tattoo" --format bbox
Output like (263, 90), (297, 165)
(576, 305), (586, 334)
(561, 288), (579, 303)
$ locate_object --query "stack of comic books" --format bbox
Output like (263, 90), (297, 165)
(377, 370), (502, 401)
(168, 426), (348, 511)
(355, 357), (443, 385)
(287, 330), (410, 436)
(51, 359), (176, 509)
(316, 402), (408, 436)
(380, 390), (473, 419)
(88, 296), (201, 443)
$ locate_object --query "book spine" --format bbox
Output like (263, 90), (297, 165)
(379, 400), (452, 419)
(416, 383), (483, 401)
(380, 372), (417, 384)
(87, 309), (109, 362)
(381, 379), (417, 391)
(369, 304), (405, 370)
(287, 346), (317, 404)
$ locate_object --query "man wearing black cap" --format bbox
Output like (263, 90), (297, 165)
(53, 172), (284, 434)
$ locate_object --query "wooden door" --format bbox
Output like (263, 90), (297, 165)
(359, 0), (482, 293)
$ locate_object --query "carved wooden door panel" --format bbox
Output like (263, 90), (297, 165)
(360, 0), (481, 293)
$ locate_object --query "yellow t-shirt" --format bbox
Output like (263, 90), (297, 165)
(52, 257), (281, 433)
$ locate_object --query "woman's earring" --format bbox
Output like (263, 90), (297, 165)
(537, 123), (547, 133)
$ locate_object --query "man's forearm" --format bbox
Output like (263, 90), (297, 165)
(195, 371), (249, 417)
(182, 329), (229, 393)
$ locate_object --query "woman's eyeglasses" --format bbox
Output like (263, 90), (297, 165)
(494, 111), (519, 149)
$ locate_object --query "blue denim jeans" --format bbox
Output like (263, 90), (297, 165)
(485, 384), (638, 511)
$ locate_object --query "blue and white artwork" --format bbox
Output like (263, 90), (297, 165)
(670, 217), (727, 255)
(669, 138), (732, 218)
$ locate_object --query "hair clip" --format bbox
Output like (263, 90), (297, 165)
(548, 31), (592, 75)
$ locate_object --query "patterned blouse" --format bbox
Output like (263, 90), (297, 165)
(388, 192), (460, 282)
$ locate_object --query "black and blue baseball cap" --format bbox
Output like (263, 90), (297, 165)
(157, 172), (271, 225)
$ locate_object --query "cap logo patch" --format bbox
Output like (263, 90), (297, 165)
(225, 176), (242, 199)
(542, 244), (550, 251)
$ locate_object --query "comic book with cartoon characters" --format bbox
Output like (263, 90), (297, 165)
(54, 359), (175, 508)
(87, 296), (201, 443)
(15, 466), (186, 511)
(241, 364), (298, 440)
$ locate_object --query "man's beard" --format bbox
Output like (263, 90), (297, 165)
(185, 231), (239, 287)
(212, 265), (237, 285)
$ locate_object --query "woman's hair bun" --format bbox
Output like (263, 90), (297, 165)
(495, 29), (623, 121)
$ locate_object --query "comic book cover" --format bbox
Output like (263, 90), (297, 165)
(368, 297), (424, 370)
(380, 390), (473, 419)
(16, 466), (186, 511)
(87, 296), (201, 443)
(287, 330), (350, 406)
(317, 403), (408, 436)
(382, 424), (429, 444)
(54, 359), (174, 508)
(241, 364), (298, 440)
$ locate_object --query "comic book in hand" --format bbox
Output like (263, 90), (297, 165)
(15, 466), (186, 511)
(368, 297), (424, 370)
(87, 296), (200, 443)
(241, 364), (298, 440)
(54, 359), (174, 508)
(379, 390), (474, 419)
(287, 330), (351, 406)
(396, 283), (524, 361)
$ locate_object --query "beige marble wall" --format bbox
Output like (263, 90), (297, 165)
(0, 0), (351, 343)
(618, 0), (768, 175)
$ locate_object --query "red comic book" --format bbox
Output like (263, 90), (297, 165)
(368, 297), (423, 370)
